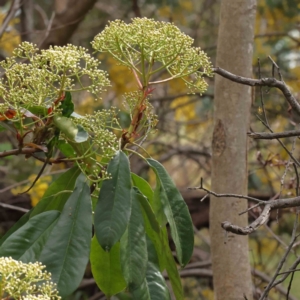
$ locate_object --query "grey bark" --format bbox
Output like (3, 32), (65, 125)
(209, 1), (256, 299)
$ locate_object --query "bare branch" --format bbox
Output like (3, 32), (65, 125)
(213, 67), (300, 116)
(193, 179), (300, 235)
(257, 58), (269, 126)
(248, 130), (300, 139)
(0, 202), (29, 213)
(252, 268), (298, 300)
(259, 214), (299, 299)
(222, 197), (300, 235)
(256, 115), (300, 167)
(0, 147), (41, 158)
(39, 0), (97, 49)
(189, 178), (264, 203)
(37, 12), (56, 48)
(0, 0), (21, 39)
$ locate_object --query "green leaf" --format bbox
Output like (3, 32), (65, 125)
(0, 209), (31, 247)
(133, 187), (159, 233)
(131, 173), (154, 202)
(0, 211), (60, 262)
(131, 185), (165, 272)
(147, 158), (194, 267)
(56, 140), (76, 158)
(142, 218), (165, 272)
(59, 91), (74, 118)
(120, 189), (147, 289)
(53, 115), (88, 143)
(90, 236), (126, 297)
(131, 237), (170, 300)
(153, 176), (168, 226)
(30, 166), (81, 217)
(24, 105), (48, 116)
(95, 151), (131, 250)
(38, 174), (92, 297)
(162, 228), (183, 300)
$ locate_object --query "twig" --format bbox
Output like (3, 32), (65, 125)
(222, 197), (300, 235)
(0, 0), (21, 39)
(213, 67), (300, 115)
(248, 130), (300, 140)
(257, 58), (269, 126)
(264, 224), (288, 249)
(272, 256), (300, 288)
(38, 12), (56, 48)
(189, 178), (264, 204)
(293, 163), (300, 197)
(256, 115), (300, 167)
(259, 216), (299, 299)
(0, 202), (29, 213)
(252, 268), (297, 300)
(0, 147), (41, 158)
(268, 55), (283, 81)
(239, 202), (262, 215)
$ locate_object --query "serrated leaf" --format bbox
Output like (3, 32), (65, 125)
(120, 189), (147, 289)
(147, 158), (194, 267)
(38, 174), (92, 297)
(53, 115), (88, 143)
(0, 211), (60, 262)
(90, 236), (126, 297)
(95, 151), (131, 250)
(30, 166), (81, 217)
(131, 237), (170, 300)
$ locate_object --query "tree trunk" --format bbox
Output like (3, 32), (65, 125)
(210, 1), (256, 299)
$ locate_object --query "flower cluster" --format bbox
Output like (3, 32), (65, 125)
(92, 18), (213, 93)
(0, 257), (60, 299)
(73, 108), (120, 156)
(0, 42), (110, 118)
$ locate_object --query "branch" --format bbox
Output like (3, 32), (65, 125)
(0, 147), (41, 158)
(37, 12), (56, 48)
(189, 178), (264, 203)
(248, 130), (300, 140)
(192, 179), (300, 235)
(252, 268), (298, 300)
(0, 0), (21, 39)
(259, 214), (299, 299)
(0, 202), (29, 213)
(39, 0), (97, 49)
(222, 196), (300, 235)
(213, 67), (300, 116)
